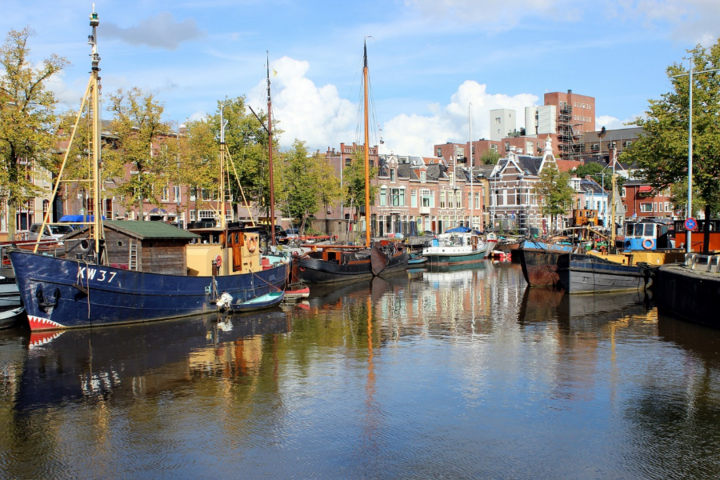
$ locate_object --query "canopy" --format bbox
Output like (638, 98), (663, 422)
(445, 226), (471, 233)
(445, 226), (483, 235)
(639, 186), (652, 193)
(149, 208), (168, 215)
(59, 215), (106, 222)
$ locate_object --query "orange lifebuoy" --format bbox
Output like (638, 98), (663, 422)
(215, 255), (222, 267)
(642, 238), (653, 250)
(247, 237), (257, 253)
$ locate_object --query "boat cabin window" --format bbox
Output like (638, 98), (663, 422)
(644, 224), (655, 237)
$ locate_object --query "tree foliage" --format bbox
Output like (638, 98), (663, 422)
(103, 88), (177, 217)
(623, 41), (720, 218)
(276, 140), (341, 231)
(343, 149), (378, 213)
(0, 27), (68, 236)
(480, 149), (501, 165)
(533, 163), (574, 230)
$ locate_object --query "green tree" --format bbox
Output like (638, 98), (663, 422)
(624, 41), (720, 250)
(480, 149), (501, 165)
(209, 97), (280, 221)
(0, 27), (68, 237)
(534, 163), (574, 232)
(103, 88), (177, 219)
(178, 118), (220, 216)
(276, 141), (342, 232)
(343, 150), (378, 218)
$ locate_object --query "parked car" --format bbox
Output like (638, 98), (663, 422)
(28, 223), (74, 242)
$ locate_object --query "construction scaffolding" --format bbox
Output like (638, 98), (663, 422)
(557, 103), (583, 160)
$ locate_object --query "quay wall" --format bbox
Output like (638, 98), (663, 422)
(656, 265), (720, 328)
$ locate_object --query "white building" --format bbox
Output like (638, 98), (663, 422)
(490, 109), (517, 141)
(525, 105), (557, 136)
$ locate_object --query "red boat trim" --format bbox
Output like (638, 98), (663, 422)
(27, 315), (65, 331)
(29, 330), (64, 347)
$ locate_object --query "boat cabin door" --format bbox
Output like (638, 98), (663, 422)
(230, 232), (244, 272)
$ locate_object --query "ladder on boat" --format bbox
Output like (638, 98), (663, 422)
(128, 241), (139, 271)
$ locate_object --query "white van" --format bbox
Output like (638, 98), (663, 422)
(28, 223), (74, 243)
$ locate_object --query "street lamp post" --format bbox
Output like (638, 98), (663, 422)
(671, 59), (720, 253)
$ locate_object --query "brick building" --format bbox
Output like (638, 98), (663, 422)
(488, 137), (560, 233)
(544, 90), (595, 160)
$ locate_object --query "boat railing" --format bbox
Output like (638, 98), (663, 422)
(685, 253), (720, 273)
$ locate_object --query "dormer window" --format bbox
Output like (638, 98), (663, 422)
(390, 169), (396, 182)
(420, 171), (427, 183)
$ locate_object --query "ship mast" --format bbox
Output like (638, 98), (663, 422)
(89, 5), (104, 261)
(267, 52), (276, 246)
(363, 40), (371, 248)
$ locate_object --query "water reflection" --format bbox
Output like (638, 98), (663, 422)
(1, 264), (720, 477)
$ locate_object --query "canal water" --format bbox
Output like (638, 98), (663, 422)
(1, 263), (720, 478)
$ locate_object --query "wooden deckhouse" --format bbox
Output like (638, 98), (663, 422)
(63, 220), (199, 275)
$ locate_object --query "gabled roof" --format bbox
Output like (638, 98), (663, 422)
(65, 220), (200, 241)
(579, 177), (606, 195)
(556, 159), (583, 173)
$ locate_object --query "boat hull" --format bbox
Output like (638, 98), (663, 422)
(230, 292), (284, 313)
(518, 241), (577, 287)
(9, 251), (287, 331)
(297, 251), (408, 285)
(424, 249), (487, 266)
(557, 254), (647, 295)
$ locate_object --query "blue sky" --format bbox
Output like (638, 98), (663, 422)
(4, 0), (720, 156)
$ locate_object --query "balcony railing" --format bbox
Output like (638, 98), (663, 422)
(419, 205), (431, 215)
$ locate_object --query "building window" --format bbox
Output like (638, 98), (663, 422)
(592, 143), (599, 152)
(437, 148), (442, 157)
(421, 189), (433, 208)
(640, 203), (652, 213)
(380, 187), (387, 206)
(447, 191), (454, 209)
(190, 210), (196, 221)
(411, 189), (417, 207)
(391, 188), (404, 206)
(456, 192), (461, 208)
(162, 187), (169, 202)
(491, 144), (498, 152)
(440, 191), (446, 208)
(390, 169), (396, 182)
(665, 202), (671, 212)
(174, 186), (181, 203)
(621, 187), (626, 197)
(495, 117), (501, 125)
(420, 171), (427, 183)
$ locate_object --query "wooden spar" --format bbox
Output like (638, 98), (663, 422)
(268, 52), (277, 246)
(90, 8), (104, 262)
(33, 76), (92, 254)
(363, 40), (371, 248)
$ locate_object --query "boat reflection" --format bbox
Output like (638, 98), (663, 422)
(12, 311), (290, 413)
(518, 287), (650, 327)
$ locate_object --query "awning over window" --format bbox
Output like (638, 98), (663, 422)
(638, 186), (652, 193)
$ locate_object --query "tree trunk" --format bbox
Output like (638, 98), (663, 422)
(703, 204), (711, 254)
(7, 202), (17, 241)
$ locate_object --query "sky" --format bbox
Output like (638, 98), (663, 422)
(4, 0), (720, 156)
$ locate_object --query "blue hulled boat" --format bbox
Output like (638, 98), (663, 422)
(10, 10), (287, 332)
(10, 247), (286, 331)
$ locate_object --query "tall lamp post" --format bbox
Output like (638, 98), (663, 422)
(671, 59), (720, 253)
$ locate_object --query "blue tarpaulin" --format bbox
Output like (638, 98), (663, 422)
(59, 215), (106, 222)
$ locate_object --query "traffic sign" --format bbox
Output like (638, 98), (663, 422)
(684, 217), (697, 231)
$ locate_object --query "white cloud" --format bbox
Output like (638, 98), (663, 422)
(596, 114), (638, 130)
(257, 58), (540, 157)
(614, 0), (720, 45)
(104, 12), (206, 50)
(249, 56), (356, 152)
(382, 81), (538, 156)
